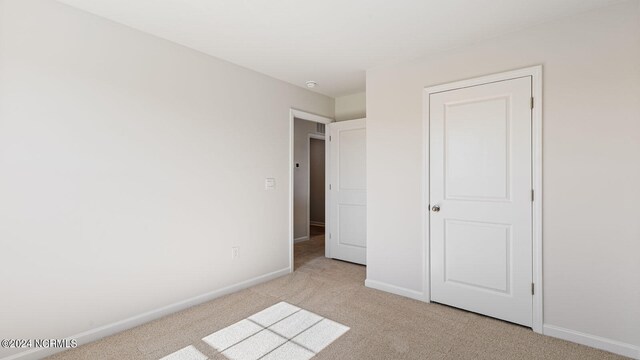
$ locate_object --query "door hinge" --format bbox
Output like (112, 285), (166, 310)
(531, 189), (534, 202)
(531, 283), (535, 295)
(530, 97), (534, 109)
(329, 184), (332, 190)
(329, 135), (332, 141)
(329, 233), (332, 239)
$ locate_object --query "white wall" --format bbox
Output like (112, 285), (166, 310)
(0, 1), (333, 358)
(293, 119), (324, 240)
(367, 0), (640, 355)
(335, 91), (366, 121)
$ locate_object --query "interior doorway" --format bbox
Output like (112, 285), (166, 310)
(288, 109), (368, 271)
(293, 119), (325, 244)
(289, 110), (332, 271)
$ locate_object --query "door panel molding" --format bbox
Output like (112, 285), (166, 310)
(422, 66), (543, 333)
(328, 118), (367, 265)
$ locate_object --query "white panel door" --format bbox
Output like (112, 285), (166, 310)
(430, 77), (533, 326)
(328, 119), (366, 265)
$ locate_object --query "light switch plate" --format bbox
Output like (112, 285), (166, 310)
(265, 178), (276, 190)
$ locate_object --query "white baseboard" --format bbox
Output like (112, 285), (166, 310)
(309, 221), (325, 227)
(294, 236), (310, 243)
(365, 279), (427, 302)
(543, 324), (640, 359)
(364, 280), (639, 359)
(2, 268), (291, 360)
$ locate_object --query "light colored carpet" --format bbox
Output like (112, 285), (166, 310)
(193, 301), (348, 360)
(46, 232), (627, 360)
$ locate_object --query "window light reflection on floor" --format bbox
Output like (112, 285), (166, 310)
(160, 302), (349, 360)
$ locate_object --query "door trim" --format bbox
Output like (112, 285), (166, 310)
(422, 65), (543, 333)
(289, 109), (333, 273)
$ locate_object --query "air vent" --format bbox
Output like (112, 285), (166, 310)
(316, 123), (326, 134)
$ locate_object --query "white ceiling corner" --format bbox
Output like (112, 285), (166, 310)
(57, 0), (622, 97)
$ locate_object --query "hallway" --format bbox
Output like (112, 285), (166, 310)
(294, 225), (325, 270)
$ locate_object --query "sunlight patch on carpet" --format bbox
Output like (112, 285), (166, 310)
(159, 345), (207, 360)
(202, 302), (349, 360)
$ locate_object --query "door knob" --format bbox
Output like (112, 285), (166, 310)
(432, 205), (440, 212)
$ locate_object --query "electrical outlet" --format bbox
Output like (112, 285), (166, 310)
(232, 247), (239, 259)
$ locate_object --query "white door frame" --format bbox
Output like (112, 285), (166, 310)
(289, 109), (333, 272)
(422, 65), (543, 333)
(307, 133), (326, 232)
